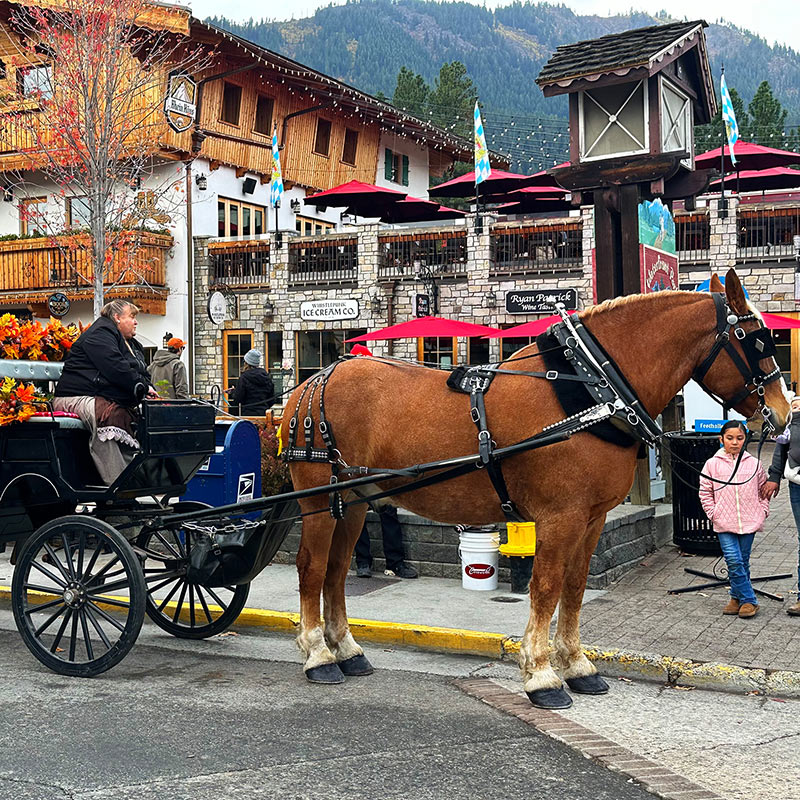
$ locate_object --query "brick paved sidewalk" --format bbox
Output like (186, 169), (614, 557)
(581, 480), (800, 673)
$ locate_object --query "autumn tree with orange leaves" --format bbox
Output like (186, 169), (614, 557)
(0, 0), (211, 317)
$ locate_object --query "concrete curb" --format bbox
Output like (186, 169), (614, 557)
(3, 585), (800, 697)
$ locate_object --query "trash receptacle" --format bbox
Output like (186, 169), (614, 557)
(664, 431), (721, 555)
(182, 419), (262, 517)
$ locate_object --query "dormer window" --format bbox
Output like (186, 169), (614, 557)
(579, 80), (647, 161)
(661, 78), (693, 168)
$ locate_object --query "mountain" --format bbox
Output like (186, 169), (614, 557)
(207, 1), (800, 117)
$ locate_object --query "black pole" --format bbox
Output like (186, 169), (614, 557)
(719, 66), (728, 219)
(475, 178), (482, 233)
(274, 202), (281, 248)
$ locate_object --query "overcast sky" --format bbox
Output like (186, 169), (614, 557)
(186, 0), (799, 51)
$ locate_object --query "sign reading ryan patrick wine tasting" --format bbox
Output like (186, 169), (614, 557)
(300, 300), (359, 321)
(505, 289), (578, 314)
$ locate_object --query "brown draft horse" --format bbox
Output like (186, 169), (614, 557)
(282, 269), (790, 708)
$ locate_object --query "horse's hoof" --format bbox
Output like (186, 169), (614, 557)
(526, 686), (573, 709)
(566, 674), (610, 695)
(305, 663), (345, 684)
(338, 654), (374, 676)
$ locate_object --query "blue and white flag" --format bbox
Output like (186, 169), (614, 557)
(270, 127), (284, 208)
(720, 73), (739, 166)
(474, 101), (491, 185)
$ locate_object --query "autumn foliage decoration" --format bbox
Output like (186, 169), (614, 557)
(0, 376), (44, 426)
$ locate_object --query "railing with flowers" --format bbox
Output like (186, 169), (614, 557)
(489, 220), (582, 277)
(377, 230), (468, 281)
(288, 236), (358, 286)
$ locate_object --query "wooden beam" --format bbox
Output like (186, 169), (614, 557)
(259, 174), (270, 185)
(593, 190), (618, 303)
(619, 183), (641, 296)
(660, 168), (715, 201)
(553, 152), (687, 192)
(235, 167), (247, 178)
(209, 160), (221, 171)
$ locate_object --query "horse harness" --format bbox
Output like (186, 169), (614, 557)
(282, 294), (781, 522)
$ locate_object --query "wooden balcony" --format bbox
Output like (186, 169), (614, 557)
(0, 231), (172, 315)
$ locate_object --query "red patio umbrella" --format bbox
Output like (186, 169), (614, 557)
(762, 312), (800, 330)
(519, 162), (570, 188)
(429, 169), (537, 199)
(484, 311), (576, 338)
(304, 180), (407, 217)
(695, 142), (800, 173)
(709, 167), (800, 193)
(346, 317), (501, 341)
(380, 197), (466, 224)
(483, 184), (569, 204)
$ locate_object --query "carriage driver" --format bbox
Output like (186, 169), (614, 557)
(53, 299), (158, 484)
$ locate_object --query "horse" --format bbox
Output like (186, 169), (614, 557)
(281, 269), (790, 709)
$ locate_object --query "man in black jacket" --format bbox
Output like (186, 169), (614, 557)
(227, 349), (274, 416)
(54, 299), (156, 484)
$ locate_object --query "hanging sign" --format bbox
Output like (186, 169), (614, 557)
(300, 299), (359, 321)
(207, 291), (226, 325)
(415, 293), (431, 318)
(47, 292), (70, 318)
(164, 71), (197, 133)
(505, 288), (577, 314)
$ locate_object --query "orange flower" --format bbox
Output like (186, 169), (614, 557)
(14, 383), (36, 404)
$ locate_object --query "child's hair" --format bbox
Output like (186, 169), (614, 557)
(720, 420), (747, 436)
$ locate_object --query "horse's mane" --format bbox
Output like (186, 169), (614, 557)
(581, 289), (692, 322)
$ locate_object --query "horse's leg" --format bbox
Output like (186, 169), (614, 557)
(552, 515), (610, 696)
(322, 503), (373, 677)
(519, 518), (583, 709)
(296, 508), (343, 684)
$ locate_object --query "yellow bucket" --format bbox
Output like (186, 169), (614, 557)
(499, 522), (536, 556)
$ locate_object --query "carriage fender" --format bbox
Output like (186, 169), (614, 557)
(0, 473), (61, 507)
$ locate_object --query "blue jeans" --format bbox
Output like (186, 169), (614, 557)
(717, 532), (757, 605)
(788, 482), (800, 583)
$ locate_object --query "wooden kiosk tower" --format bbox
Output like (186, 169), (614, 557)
(537, 20), (717, 301)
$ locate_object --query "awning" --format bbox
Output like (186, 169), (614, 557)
(695, 142), (800, 173)
(346, 317), (501, 341)
(484, 311), (576, 338)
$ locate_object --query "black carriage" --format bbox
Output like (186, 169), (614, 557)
(0, 359), (296, 677)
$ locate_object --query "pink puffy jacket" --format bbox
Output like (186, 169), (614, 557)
(698, 449), (769, 534)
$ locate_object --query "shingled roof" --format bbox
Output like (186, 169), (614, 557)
(536, 20), (706, 88)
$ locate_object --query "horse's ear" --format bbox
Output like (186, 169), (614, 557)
(725, 269), (749, 314)
(709, 274), (724, 293)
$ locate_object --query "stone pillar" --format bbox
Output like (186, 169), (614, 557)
(465, 214), (496, 362)
(580, 204), (596, 307)
(192, 235), (223, 395)
(269, 231), (293, 372)
(355, 224), (387, 357)
(708, 197), (739, 271)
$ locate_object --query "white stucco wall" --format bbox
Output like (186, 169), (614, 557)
(374, 134), (430, 200)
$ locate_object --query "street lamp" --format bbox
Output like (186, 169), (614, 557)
(416, 264), (439, 316)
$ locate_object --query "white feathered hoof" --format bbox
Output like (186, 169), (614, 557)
(526, 685), (573, 709)
(565, 674), (609, 695)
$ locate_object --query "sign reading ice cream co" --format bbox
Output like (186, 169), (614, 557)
(300, 299), (359, 321)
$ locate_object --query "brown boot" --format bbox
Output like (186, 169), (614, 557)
(738, 603), (758, 618)
(723, 598), (740, 615)
(787, 601), (800, 617)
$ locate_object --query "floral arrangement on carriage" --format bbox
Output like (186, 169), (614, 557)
(0, 313), (82, 426)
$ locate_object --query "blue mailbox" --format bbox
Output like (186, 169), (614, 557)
(182, 419), (262, 517)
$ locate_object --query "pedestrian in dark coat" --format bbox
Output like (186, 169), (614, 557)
(227, 349), (274, 416)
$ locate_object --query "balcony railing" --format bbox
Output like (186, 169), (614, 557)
(737, 205), (800, 262)
(288, 236), (358, 286)
(377, 230), (468, 281)
(675, 210), (710, 264)
(489, 220), (582, 276)
(208, 240), (270, 286)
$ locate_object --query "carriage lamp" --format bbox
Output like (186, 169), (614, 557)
(369, 292), (382, 314)
(290, 199), (301, 214)
(263, 297), (275, 319)
(195, 173), (208, 191)
(485, 290), (497, 308)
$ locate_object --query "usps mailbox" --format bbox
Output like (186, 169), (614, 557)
(182, 419), (262, 517)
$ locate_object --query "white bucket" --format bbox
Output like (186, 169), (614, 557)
(458, 529), (500, 591)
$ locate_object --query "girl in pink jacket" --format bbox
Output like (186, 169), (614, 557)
(698, 420), (769, 619)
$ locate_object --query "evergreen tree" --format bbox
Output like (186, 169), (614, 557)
(392, 66), (430, 116)
(695, 86), (750, 154)
(428, 61), (476, 138)
(747, 80), (788, 145)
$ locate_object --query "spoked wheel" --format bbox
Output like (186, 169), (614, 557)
(136, 502), (250, 639)
(11, 516), (146, 677)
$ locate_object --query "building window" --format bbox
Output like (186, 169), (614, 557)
(341, 128), (359, 165)
(218, 198), (265, 238)
(417, 337), (456, 368)
(774, 328), (793, 392)
(467, 337), (491, 365)
(501, 335), (535, 361)
(19, 196), (46, 236)
(0, 60), (6, 80)
(221, 82), (242, 126)
(65, 196), (90, 228)
(223, 330), (253, 394)
(253, 95), (274, 136)
(295, 215), (335, 236)
(264, 331), (284, 401)
(313, 118), (331, 157)
(384, 148), (409, 186)
(295, 329), (365, 383)
(18, 64), (52, 100)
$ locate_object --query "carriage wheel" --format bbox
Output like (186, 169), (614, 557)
(11, 516), (146, 677)
(136, 502), (250, 640)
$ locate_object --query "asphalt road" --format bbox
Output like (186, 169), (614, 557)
(0, 611), (651, 800)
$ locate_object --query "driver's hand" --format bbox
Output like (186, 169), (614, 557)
(146, 388), (160, 399)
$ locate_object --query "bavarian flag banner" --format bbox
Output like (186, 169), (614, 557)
(720, 73), (739, 166)
(271, 127), (284, 208)
(474, 101), (491, 184)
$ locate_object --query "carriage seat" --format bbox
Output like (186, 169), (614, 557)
(0, 359), (64, 382)
(27, 412), (87, 430)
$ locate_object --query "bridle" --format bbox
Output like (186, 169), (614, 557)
(692, 292), (782, 433)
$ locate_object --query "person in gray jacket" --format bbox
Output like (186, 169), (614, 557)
(762, 395), (800, 616)
(148, 337), (189, 399)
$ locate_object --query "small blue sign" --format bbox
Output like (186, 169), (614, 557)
(694, 419), (726, 433)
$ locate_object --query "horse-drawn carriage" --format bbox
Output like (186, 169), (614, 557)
(0, 359), (296, 676)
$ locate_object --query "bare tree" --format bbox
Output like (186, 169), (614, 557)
(0, 0), (211, 317)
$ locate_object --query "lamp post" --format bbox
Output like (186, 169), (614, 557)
(417, 264), (439, 316)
